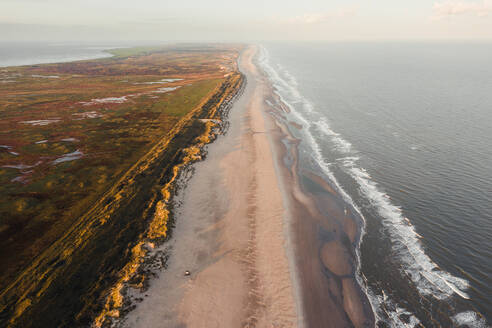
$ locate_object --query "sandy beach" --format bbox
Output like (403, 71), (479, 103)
(122, 46), (299, 327)
(121, 45), (374, 327)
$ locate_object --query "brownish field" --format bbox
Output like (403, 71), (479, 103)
(0, 44), (244, 327)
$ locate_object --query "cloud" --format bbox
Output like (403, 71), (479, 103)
(279, 6), (359, 25)
(432, 0), (492, 18)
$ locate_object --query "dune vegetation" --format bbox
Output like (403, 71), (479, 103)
(0, 44), (244, 327)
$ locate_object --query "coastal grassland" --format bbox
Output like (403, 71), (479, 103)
(0, 45), (244, 327)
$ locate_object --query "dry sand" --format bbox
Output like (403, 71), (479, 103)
(122, 46), (299, 328)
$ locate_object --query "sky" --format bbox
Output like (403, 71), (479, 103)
(1, 0), (492, 41)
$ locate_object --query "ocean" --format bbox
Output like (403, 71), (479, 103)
(2, 40), (490, 327)
(259, 42), (492, 327)
(0, 42), (116, 67)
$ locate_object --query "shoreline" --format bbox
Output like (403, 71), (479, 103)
(117, 44), (374, 327)
(257, 50), (375, 326)
(0, 44), (115, 68)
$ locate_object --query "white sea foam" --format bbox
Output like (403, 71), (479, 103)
(259, 45), (381, 325)
(452, 311), (488, 328)
(369, 290), (421, 327)
(345, 163), (470, 300)
(314, 118), (353, 153)
(258, 45), (362, 217)
(277, 64), (299, 87)
(259, 52), (302, 102)
(257, 44), (477, 324)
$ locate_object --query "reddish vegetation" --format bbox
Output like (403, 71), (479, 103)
(0, 45), (239, 300)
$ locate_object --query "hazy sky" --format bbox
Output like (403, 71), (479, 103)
(1, 0), (492, 41)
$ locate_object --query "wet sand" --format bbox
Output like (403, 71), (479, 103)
(262, 53), (375, 326)
(121, 45), (374, 327)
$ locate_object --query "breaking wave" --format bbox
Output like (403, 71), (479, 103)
(257, 45), (478, 327)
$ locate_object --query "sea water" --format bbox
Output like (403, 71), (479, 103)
(259, 42), (492, 327)
(0, 42), (116, 67)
